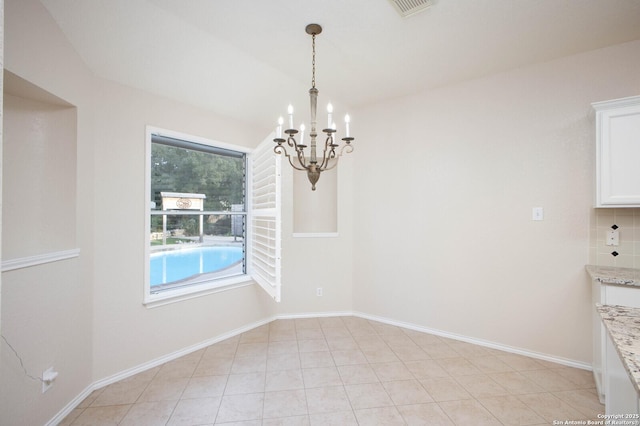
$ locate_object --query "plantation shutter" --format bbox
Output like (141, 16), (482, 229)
(249, 134), (282, 302)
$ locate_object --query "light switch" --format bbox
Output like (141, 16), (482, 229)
(606, 229), (619, 246)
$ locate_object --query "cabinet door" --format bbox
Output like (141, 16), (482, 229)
(594, 96), (640, 207)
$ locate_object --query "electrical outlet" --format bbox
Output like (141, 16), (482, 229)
(606, 229), (620, 246)
(42, 367), (58, 393)
(316, 287), (323, 297)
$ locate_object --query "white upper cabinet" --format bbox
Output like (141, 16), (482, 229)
(593, 95), (640, 207)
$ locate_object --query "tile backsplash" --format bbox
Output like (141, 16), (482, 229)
(590, 208), (640, 268)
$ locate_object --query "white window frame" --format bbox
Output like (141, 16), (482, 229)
(144, 127), (281, 307)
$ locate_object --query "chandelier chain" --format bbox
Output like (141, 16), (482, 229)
(311, 33), (316, 88)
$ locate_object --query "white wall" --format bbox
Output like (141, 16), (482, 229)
(1, 0), (288, 423)
(353, 39), (640, 365)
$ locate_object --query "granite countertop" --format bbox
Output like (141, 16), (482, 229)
(598, 304), (640, 394)
(586, 265), (640, 286)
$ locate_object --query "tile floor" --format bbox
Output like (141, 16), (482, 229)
(61, 317), (603, 425)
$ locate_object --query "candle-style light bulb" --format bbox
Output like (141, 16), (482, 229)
(277, 116), (283, 138)
(344, 114), (351, 137)
(287, 105), (294, 129)
(299, 123), (305, 145)
(327, 103), (333, 129)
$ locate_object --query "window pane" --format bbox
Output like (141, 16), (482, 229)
(150, 137), (246, 292)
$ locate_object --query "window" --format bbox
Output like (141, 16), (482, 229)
(144, 128), (281, 305)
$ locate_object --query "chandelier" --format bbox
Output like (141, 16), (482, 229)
(274, 24), (354, 191)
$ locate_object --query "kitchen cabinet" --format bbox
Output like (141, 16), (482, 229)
(588, 265), (640, 403)
(593, 95), (640, 207)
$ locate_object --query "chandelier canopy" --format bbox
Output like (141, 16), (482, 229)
(274, 24), (354, 191)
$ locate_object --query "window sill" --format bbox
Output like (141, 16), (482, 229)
(144, 274), (254, 308)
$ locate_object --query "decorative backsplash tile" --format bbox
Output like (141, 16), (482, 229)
(590, 208), (640, 268)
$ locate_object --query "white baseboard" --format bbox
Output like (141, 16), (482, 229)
(46, 310), (592, 425)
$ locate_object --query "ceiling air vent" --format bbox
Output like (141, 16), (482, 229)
(388, 0), (433, 17)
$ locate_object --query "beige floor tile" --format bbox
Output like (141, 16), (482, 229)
(420, 343), (460, 359)
(154, 357), (199, 380)
(263, 415), (311, 425)
(448, 341), (492, 358)
(236, 342), (268, 358)
(90, 380), (148, 406)
(64, 317), (599, 426)
(300, 351), (335, 368)
(338, 364), (380, 385)
(353, 335), (389, 350)
(322, 326), (352, 339)
(58, 408), (84, 426)
(263, 389), (308, 419)
(78, 390), (102, 409)
(362, 347), (400, 363)
(267, 352), (301, 371)
(436, 357), (483, 376)
(409, 333), (445, 347)
(331, 349), (367, 366)
(295, 318), (322, 330)
(478, 395), (546, 425)
(296, 328), (325, 341)
(269, 328), (298, 342)
(454, 374), (509, 398)
(216, 393), (264, 423)
(319, 317), (347, 328)
(438, 399), (502, 425)
(240, 328), (270, 344)
(554, 367), (598, 388)
(70, 405), (131, 425)
(517, 392), (584, 422)
(265, 369), (304, 391)
(370, 361), (413, 381)
(354, 406), (405, 425)
(344, 382), (394, 409)
(193, 356), (233, 376)
(225, 372), (266, 395)
(297, 339), (329, 353)
(230, 355), (267, 374)
(167, 397), (220, 425)
(269, 319), (296, 332)
(203, 342), (237, 359)
(119, 400), (177, 426)
(419, 377), (473, 402)
(404, 359), (450, 379)
(309, 410), (358, 426)
(137, 377), (188, 402)
(182, 375), (227, 398)
(391, 344), (430, 362)
(302, 366), (343, 388)
(382, 379), (434, 405)
(488, 371), (545, 394)
(381, 334), (415, 347)
(305, 386), (352, 414)
(520, 369), (580, 391)
(553, 389), (605, 418)
(326, 337), (359, 351)
(496, 354), (549, 371)
(468, 356), (514, 373)
(369, 322), (404, 335)
(396, 403), (454, 425)
(267, 340), (299, 355)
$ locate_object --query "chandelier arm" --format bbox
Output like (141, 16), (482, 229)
(286, 135), (309, 168)
(317, 134), (337, 169)
(274, 145), (308, 171)
(320, 143), (354, 171)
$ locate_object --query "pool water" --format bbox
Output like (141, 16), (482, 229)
(150, 246), (243, 286)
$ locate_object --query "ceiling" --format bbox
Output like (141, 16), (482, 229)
(40, 0), (640, 132)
